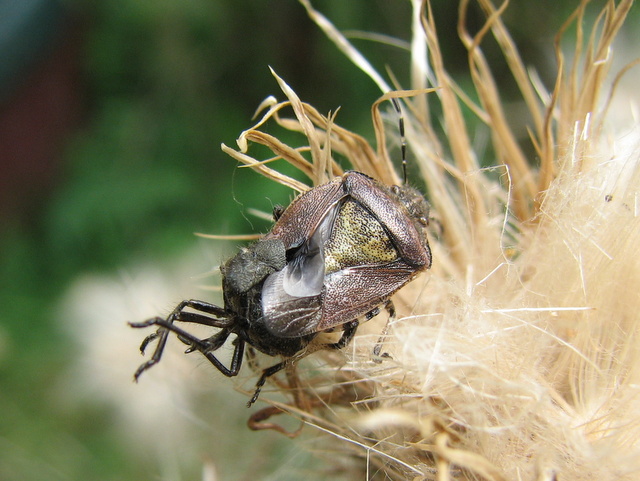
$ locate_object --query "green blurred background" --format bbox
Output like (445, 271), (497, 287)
(0, 1), (636, 480)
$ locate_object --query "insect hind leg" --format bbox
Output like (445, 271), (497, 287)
(247, 321), (361, 407)
(372, 300), (395, 360)
(326, 319), (359, 350)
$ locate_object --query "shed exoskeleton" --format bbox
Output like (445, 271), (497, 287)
(131, 171), (431, 405)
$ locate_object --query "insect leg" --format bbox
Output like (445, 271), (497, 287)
(172, 326), (245, 378)
(248, 360), (288, 407)
(245, 345), (260, 371)
(130, 299), (233, 380)
(199, 336), (244, 378)
(132, 317), (236, 379)
(247, 321), (360, 407)
(131, 319), (172, 380)
(365, 307), (381, 321)
(138, 330), (160, 353)
(180, 299), (229, 318)
(182, 327), (230, 353)
(372, 300), (395, 359)
(326, 319), (359, 350)
(130, 299), (229, 330)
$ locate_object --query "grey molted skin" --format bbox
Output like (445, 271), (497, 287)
(130, 171), (432, 406)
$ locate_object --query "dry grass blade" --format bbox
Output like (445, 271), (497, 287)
(220, 142), (310, 193)
(298, 0), (392, 94)
(217, 1), (639, 480)
(458, 0), (536, 220)
(552, 0), (635, 170)
(222, 69), (402, 189)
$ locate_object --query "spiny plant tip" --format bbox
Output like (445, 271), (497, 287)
(220, 1), (639, 479)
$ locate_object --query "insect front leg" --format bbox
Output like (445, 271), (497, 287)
(129, 299), (233, 380)
(186, 334), (245, 378)
(133, 315), (245, 379)
(130, 299), (230, 335)
(131, 319), (172, 380)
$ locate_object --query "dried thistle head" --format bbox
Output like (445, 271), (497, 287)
(222, 1), (639, 480)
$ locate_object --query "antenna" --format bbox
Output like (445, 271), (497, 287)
(391, 97), (407, 184)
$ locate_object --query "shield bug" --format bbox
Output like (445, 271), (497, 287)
(130, 102), (432, 406)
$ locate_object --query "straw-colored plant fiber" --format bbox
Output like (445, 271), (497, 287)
(220, 1), (639, 479)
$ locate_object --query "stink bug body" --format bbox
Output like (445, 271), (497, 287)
(131, 115), (432, 406)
